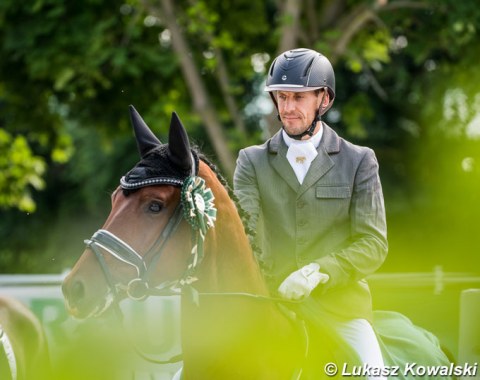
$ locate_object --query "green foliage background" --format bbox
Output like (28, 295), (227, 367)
(1, 0), (479, 277)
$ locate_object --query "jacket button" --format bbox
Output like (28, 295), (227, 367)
(298, 220), (306, 227)
(297, 201), (305, 208)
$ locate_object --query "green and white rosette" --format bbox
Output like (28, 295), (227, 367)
(179, 176), (217, 287)
(181, 176), (217, 236)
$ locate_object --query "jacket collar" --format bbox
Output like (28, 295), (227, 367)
(268, 123), (340, 154)
(268, 123), (340, 194)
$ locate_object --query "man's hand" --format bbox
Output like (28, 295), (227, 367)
(278, 263), (329, 300)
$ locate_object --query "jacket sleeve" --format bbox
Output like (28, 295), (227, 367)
(315, 148), (388, 290)
(233, 149), (261, 234)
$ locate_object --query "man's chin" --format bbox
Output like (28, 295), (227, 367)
(282, 125), (306, 136)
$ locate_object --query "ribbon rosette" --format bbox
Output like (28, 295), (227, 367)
(181, 176), (217, 236)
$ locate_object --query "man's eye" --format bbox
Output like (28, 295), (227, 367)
(148, 201), (163, 213)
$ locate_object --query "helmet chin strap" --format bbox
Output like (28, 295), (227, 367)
(278, 90), (327, 141)
(281, 113), (320, 140)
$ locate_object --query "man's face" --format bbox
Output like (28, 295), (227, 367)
(276, 90), (326, 138)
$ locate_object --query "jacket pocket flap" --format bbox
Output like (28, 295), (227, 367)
(316, 185), (351, 198)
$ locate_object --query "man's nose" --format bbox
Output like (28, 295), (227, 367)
(282, 99), (295, 112)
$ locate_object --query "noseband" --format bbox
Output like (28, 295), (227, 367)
(85, 175), (217, 302)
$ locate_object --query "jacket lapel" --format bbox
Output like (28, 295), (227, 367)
(298, 124), (340, 196)
(268, 131), (301, 193)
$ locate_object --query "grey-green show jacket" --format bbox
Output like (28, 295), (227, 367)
(233, 124), (388, 321)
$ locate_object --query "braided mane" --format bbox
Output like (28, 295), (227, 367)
(196, 152), (262, 262)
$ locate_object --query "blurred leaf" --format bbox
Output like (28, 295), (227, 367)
(0, 130), (46, 212)
(362, 30), (390, 65)
(341, 93), (373, 139)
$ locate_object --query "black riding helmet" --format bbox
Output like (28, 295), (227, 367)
(265, 48), (335, 139)
(265, 48), (335, 102)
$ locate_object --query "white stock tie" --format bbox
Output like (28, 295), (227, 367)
(286, 141), (318, 185)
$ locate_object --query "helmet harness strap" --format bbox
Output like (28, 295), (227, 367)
(276, 89), (327, 141)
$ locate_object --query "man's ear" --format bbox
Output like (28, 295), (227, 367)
(317, 89), (330, 109)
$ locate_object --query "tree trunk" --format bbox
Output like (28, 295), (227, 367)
(156, 0), (236, 177)
(184, 0), (247, 137)
(265, 0), (302, 137)
(213, 46), (247, 137)
(276, 0), (302, 54)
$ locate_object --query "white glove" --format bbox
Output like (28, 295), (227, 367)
(278, 263), (329, 300)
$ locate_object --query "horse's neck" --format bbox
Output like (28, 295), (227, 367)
(202, 196), (267, 295)
(197, 166), (267, 295)
(181, 167), (301, 379)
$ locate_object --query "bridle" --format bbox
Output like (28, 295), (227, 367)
(83, 173), (309, 370)
(83, 175), (216, 364)
(85, 173), (218, 296)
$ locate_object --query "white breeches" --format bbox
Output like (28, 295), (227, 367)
(336, 318), (387, 380)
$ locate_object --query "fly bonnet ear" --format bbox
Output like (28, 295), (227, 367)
(168, 111), (193, 174)
(129, 104), (162, 158)
(121, 107), (198, 191)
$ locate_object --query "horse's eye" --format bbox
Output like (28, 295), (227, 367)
(148, 201), (164, 214)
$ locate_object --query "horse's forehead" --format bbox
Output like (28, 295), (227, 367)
(114, 184), (179, 204)
(137, 185), (179, 199)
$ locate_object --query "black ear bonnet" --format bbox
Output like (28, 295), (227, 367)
(120, 145), (199, 190)
(120, 105), (199, 191)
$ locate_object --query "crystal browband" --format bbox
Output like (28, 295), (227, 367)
(120, 176), (184, 189)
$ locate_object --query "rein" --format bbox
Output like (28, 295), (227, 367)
(146, 285), (303, 304)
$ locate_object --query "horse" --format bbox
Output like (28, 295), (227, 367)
(62, 106), (454, 379)
(0, 295), (51, 380)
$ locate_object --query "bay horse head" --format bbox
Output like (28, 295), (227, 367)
(62, 106), (265, 319)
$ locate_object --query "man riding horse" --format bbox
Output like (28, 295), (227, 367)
(234, 48), (388, 379)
